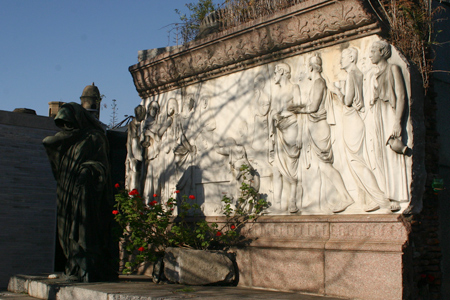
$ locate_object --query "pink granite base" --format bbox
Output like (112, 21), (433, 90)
(250, 248), (324, 293)
(228, 214), (411, 300)
(234, 248), (252, 287)
(325, 251), (403, 300)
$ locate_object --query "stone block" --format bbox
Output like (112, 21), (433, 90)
(249, 248), (325, 294)
(57, 286), (108, 300)
(229, 215), (410, 298)
(324, 251), (403, 300)
(164, 247), (235, 285)
(28, 279), (57, 299)
(7, 275), (28, 294)
(233, 247), (252, 287)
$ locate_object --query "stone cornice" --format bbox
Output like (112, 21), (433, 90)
(129, 0), (381, 98)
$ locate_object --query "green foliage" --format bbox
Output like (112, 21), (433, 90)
(113, 165), (268, 274)
(173, 0), (218, 44)
(375, 0), (443, 91)
(169, 0), (313, 45)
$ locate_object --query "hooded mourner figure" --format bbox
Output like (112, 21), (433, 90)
(43, 102), (117, 282)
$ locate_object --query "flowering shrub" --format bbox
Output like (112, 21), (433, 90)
(113, 165), (268, 274)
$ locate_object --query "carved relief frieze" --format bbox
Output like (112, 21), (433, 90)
(127, 35), (422, 216)
(128, 0), (424, 218)
(285, 16), (310, 44)
(327, 1), (371, 31)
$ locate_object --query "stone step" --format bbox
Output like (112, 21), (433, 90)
(6, 274), (346, 300)
(0, 291), (37, 300)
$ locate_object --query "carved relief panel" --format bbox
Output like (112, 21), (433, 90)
(129, 35), (421, 216)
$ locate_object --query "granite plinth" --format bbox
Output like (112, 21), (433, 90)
(230, 214), (411, 300)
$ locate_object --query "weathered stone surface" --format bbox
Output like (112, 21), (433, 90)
(164, 247), (235, 285)
(324, 251), (403, 300)
(7, 275), (28, 294)
(250, 248), (325, 294)
(6, 274), (345, 299)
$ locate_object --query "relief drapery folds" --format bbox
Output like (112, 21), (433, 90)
(129, 36), (413, 216)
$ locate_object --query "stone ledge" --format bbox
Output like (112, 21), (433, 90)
(7, 274), (345, 300)
(206, 213), (406, 223)
(206, 214), (409, 253)
(129, 0), (381, 97)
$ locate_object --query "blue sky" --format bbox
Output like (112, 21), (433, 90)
(0, 0), (219, 125)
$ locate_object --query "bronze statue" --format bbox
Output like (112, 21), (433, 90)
(43, 102), (117, 282)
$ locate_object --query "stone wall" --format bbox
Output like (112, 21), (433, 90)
(0, 110), (58, 288)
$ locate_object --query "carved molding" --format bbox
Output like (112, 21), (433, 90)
(129, 0), (380, 98)
(207, 215), (409, 251)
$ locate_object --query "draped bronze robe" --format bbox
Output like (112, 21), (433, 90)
(43, 102), (116, 282)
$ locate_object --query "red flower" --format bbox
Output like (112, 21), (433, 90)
(138, 246), (145, 252)
(112, 210), (119, 215)
(149, 200), (157, 206)
(129, 189), (139, 196)
(114, 183), (120, 189)
(189, 195), (195, 200)
(230, 225), (236, 230)
(153, 193), (158, 198)
(174, 190), (180, 194)
(216, 231), (222, 237)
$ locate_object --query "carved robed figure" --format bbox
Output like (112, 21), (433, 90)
(125, 105), (146, 192)
(43, 102), (117, 282)
(289, 55), (354, 213)
(269, 63), (302, 213)
(368, 40), (409, 210)
(332, 47), (388, 212)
